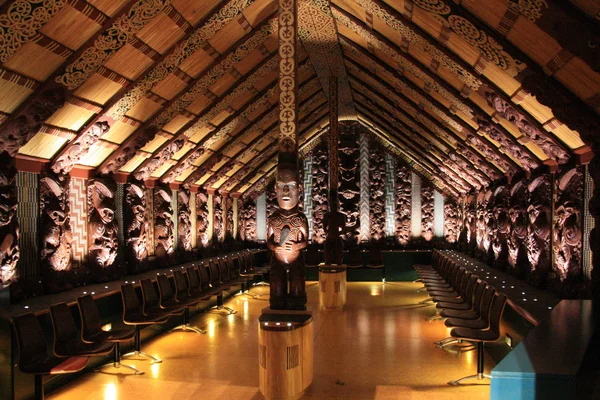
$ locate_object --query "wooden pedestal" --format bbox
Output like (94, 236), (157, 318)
(318, 265), (347, 311)
(258, 308), (313, 400)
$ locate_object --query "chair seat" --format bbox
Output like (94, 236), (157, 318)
(54, 340), (114, 358)
(124, 309), (169, 325)
(432, 295), (465, 304)
(21, 356), (89, 375)
(85, 328), (135, 343)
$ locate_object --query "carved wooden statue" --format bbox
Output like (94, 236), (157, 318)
(124, 183), (148, 272)
(178, 191), (192, 252)
(323, 199), (346, 265)
(0, 166), (19, 285)
(40, 175), (72, 273)
(311, 141), (329, 243)
(196, 190), (209, 248)
(87, 179), (118, 276)
(267, 160), (308, 310)
(242, 199), (257, 242)
(154, 189), (174, 260)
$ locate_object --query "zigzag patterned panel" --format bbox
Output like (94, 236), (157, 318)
(115, 183), (125, 263)
(359, 133), (370, 241)
(16, 171), (38, 279)
(302, 155), (314, 239)
(190, 193), (197, 249)
(411, 173), (422, 238)
(69, 178), (88, 264)
(171, 189), (178, 250)
(384, 154), (395, 237)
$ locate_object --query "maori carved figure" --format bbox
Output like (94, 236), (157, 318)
(178, 191), (192, 252)
(237, 199), (244, 242)
(52, 121), (110, 174)
(124, 183), (147, 272)
(242, 199), (257, 242)
(421, 183), (434, 242)
(311, 141), (329, 243)
(369, 141), (386, 241)
(395, 161), (411, 245)
(526, 175), (552, 286)
(87, 179), (118, 275)
(40, 175), (72, 274)
(213, 194), (223, 243)
(134, 139), (185, 181)
(465, 133), (518, 176)
(267, 158), (308, 310)
(0, 89), (67, 157)
(0, 165), (18, 285)
(266, 180), (277, 220)
(444, 200), (458, 244)
(475, 192), (488, 252)
(196, 189), (209, 248)
(100, 127), (159, 175)
(154, 189), (174, 260)
(553, 168), (584, 286)
(297, 157), (305, 212)
(483, 191), (495, 254)
(323, 200), (346, 265)
(338, 123), (361, 243)
(507, 181), (530, 277)
(225, 196), (234, 241)
(485, 92), (569, 164)
(491, 186), (510, 270)
(464, 195), (477, 253)
(475, 118), (540, 172)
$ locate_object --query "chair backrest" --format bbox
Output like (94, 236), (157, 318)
(237, 252), (249, 273)
(121, 284), (143, 321)
(244, 251), (254, 269)
(13, 313), (49, 369)
(208, 259), (222, 285)
(462, 275), (478, 299)
(478, 285), (496, 323)
(157, 274), (176, 304)
(186, 266), (201, 291)
(367, 246), (383, 265)
(218, 257), (231, 283)
(141, 278), (160, 312)
(344, 246), (363, 266)
(305, 246), (320, 266)
(173, 270), (190, 300)
(470, 279), (486, 308)
(77, 295), (102, 341)
(226, 256), (238, 280)
(198, 262), (212, 290)
(50, 303), (78, 351)
(488, 293), (508, 336)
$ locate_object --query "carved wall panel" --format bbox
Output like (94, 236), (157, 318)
(225, 196), (234, 242)
(134, 139), (185, 181)
(369, 140), (386, 241)
(444, 200), (458, 244)
(177, 190), (192, 252)
(463, 195), (477, 253)
(475, 191), (489, 253)
(40, 174), (72, 277)
(395, 161), (411, 245)
(100, 127), (159, 175)
(154, 188), (174, 262)
(213, 193), (223, 243)
(0, 165), (19, 285)
(242, 199), (257, 242)
(338, 122), (361, 243)
(507, 181), (530, 277)
(421, 182), (434, 242)
(553, 167), (584, 294)
(87, 179), (118, 280)
(124, 183), (147, 274)
(266, 180), (277, 221)
(311, 141), (328, 244)
(52, 121), (110, 174)
(490, 186), (510, 270)
(196, 189), (209, 248)
(526, 174), (552, 286)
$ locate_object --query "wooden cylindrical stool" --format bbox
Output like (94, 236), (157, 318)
(318, 265), (347, 311)
(258, 309), (313, 400)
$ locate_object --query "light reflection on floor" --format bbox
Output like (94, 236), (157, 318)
(49, 282), (492, 400)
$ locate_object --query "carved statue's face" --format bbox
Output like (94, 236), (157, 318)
(275, 178), (301, 210)
(99, 207), (114, 224)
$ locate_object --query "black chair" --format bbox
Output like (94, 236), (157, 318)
(156, 273), (200, 333)
(77, 295), (141, 375)
(447, 293), (508, 385)
(343, 246), (363, 268)
(13, 313), (89, 400)
(121, 284), (168, 363)
(205, 258), (237, 315)
(171, 270), (207, 334)
(50, 303), (115, 358)
(231, 253), (262, 298)
(366, 246), (385, 283)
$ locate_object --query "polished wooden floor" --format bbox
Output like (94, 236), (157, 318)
(49, 282), (492, 400)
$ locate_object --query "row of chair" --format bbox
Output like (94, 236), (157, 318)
(12, 250), (265, 399)
(305, 246), (384, 269)
(416, 250), (508, 386)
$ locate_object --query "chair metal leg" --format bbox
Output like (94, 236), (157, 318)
(205, 293), (237, 315)
(170, 308), (206, 334)
(34, 374), (44, 400)
(122, 326), (163, 363)
(419, 297), (434, 305)
(94, 343), (144, 375)
(253, 281), (270, 286)
(448, 342), (489, 385)
(426, 314), (444, 322)
(416, 287), (428, 293)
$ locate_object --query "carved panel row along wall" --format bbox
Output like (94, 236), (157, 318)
(395, 160), (411, 245)
(177, 190), (192, 254)
(338, 122), (361, 243)
(154, 188), (174, 267)
(369, 139), (386, 241)
(421, 182), (434, 242)
(196, 189), (209, 248)
(311, 141), (329, 243)
(124, 183), (148, 274)
(241, 198), (257, 242)
(213, 193), (223, 244)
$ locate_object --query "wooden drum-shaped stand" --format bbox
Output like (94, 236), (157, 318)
(318, 265), (347, 311)
(258, 308), (313, 400)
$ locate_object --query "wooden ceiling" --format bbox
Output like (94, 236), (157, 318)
(0, 0), (598, 198)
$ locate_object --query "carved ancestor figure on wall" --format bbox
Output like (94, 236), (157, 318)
(178, 191), (192, 252)
(0, 166), (19, 285)
(323, 198), (346, 265)
(88, 179), (118, 278)
(40, 175), (72, 277)
(507, 181), (530, 278)
(527, 175), (552, 287)
(242, 199), (257, 242)
(196, 189), (209, 248)
(267, 158), (308, 310)
(154, 189), (174, 261)
(124, 183), (147, 272)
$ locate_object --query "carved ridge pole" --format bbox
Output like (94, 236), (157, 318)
(329, 77), (339, 197)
